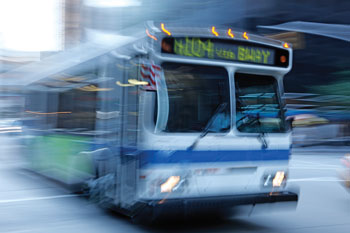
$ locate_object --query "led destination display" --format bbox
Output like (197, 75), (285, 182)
(161, 37), (289, 67)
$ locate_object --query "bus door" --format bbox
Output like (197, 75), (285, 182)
(91, 55), (126, 205)
(120, 57), (140, 209)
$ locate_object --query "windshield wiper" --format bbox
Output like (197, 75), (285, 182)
(256, 113), (268, 149)
(187, 102), (227, 151)
(258, 132), (268, 149)
(237, 112), (268, 149)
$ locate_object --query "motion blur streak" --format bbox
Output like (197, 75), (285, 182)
(161, 23), (171, 36)
(146, 29), (157, 41)
(25, 111), (72, 115)
(128, 79), (149, 85)
(0, 194), (82, 204)
(211, 26), (219, 36)
(228, 28), (234, 38)
(243, 32), (249, 40)
(0, 130), (22, 134)
(0, 126), (21, 131)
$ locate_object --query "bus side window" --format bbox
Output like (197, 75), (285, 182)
(25, 90), (51, 130)
(55, 61), (98, 133)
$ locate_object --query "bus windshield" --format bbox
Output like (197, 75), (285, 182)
(162, 63), (230, 133)
(235, 73), (286, 133)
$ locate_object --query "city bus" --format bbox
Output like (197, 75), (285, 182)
(22, 22), (298, 220)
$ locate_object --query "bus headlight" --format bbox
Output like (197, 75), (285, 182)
(160, 176), (180, 193)
(263, 171), (287, 188)
(272, 171), (285, 187)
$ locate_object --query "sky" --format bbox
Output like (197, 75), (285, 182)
(0, 0), (63, 52)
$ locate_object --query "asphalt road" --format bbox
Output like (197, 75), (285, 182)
(1, 135), (350, 233)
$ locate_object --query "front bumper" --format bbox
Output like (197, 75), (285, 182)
(145, 191), (298, 208)
(133, 190), (298, 220)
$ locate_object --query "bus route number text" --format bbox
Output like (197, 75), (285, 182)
(173, 37), (275, 65)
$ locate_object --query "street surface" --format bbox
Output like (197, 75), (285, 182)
(1, 135), (350, 233)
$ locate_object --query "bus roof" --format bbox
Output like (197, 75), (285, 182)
(146, 21), (289, 49)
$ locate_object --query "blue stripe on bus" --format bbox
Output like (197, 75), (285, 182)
(139, 149), (290, 166)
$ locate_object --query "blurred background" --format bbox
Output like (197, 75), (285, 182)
(0, 1), (350, 233)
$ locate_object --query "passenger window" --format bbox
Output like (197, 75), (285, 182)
(55, 60), (99, 132)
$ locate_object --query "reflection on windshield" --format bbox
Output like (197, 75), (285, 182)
(235, 73), (286, 133)
(162, 63), (230, 132)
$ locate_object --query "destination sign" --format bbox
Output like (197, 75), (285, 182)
(161, 37), (289, 67)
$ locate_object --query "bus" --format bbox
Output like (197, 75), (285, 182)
(22, 22), (298, 220)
